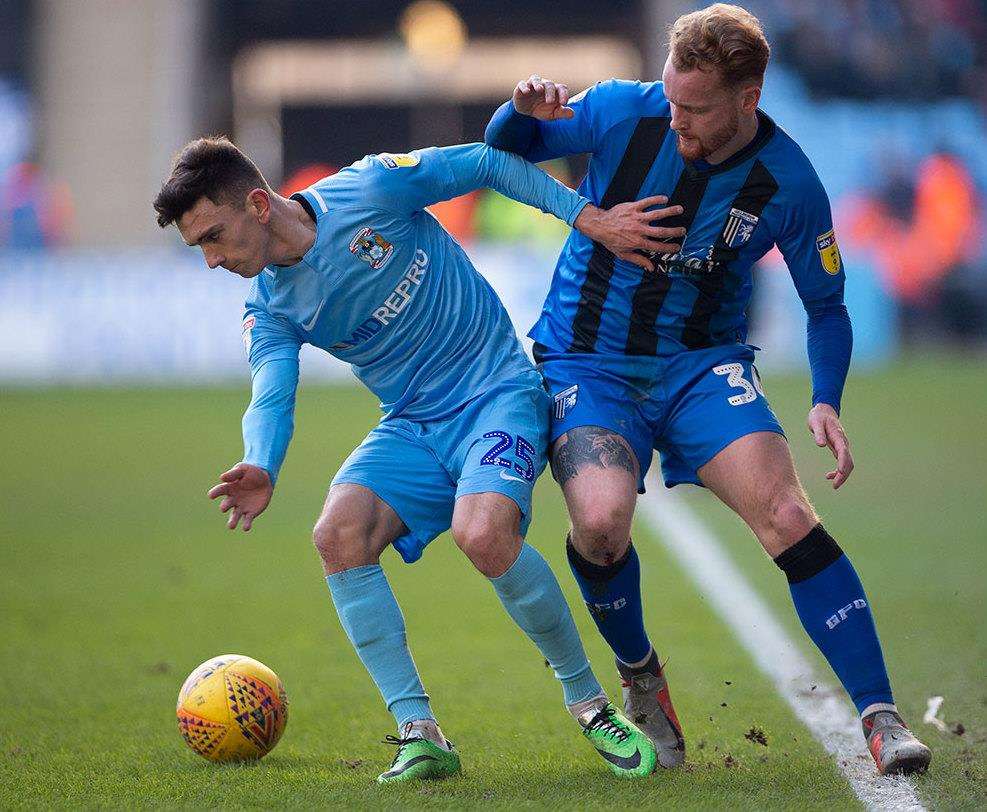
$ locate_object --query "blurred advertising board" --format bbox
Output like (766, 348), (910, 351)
(0, 244), (893, 385)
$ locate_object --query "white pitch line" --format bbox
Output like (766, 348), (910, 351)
(638, 478), (926, 812)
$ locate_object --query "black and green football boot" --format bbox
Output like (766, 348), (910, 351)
(377, 731), (461, 784)
(578, 702), (658, 778)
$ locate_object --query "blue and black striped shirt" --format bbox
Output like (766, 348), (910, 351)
(485, 79), (852, 411)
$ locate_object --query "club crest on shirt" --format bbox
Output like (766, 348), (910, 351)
(722, 208), (760, 248)
(349, 227), (394, 270)
(377, 152), (420, 170)
(815, 229), (842, 275)
(554, 385), (578, 420)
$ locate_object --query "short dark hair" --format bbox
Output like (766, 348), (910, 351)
(153, 136), (269, 228)
(668, 4), (770, 88)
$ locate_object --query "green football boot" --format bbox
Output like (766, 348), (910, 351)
(578, 701), (658, 778)
(377, 726), (461, 784)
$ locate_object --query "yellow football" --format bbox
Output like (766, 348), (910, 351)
(176, 654), (288, 762)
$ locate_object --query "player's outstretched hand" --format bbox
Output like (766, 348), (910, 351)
(573, 196), (686, 270)
(807, 404), (854, 489)
(513, 74), (574, 120)
(207, 463), (273, 532)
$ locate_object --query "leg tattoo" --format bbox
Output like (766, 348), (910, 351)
(551, 426), (636, 486)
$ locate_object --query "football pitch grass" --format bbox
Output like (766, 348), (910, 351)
(2, 355), (984, 809)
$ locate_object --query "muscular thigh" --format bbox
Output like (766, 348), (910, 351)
(698, 431), (818, 556)
(540, 356), (656, 493)
(331, 420), (457, 565)
(315, 483), (409, 574)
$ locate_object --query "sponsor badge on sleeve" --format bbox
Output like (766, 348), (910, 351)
(815, 229), (842, 275)
(377, 152), (420, 170)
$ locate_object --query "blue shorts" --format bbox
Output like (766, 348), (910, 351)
(540, 345), (784, 492)
(332, 371), (550, 564)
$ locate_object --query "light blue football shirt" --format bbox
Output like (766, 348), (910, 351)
(239, 143), (589, 482)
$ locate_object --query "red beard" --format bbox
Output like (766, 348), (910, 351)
(675, 113), (740, 162)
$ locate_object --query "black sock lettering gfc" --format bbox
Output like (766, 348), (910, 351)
(774, 524), (894, 714)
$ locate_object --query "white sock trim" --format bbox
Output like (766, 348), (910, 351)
(616, 647), (655, 670)
(566, 692), (609, 721)
(402, 719), (450, 749)
(860, 702), (898, 719)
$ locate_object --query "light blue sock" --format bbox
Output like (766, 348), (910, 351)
(490, 543), (603, 706)
(326, 564), (433, 729)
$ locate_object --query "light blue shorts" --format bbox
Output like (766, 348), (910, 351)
(332, 371), (550, 563)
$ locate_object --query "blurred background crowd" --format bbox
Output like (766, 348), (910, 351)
(763, 0), (986, 101)
(1, 0), (985, 384)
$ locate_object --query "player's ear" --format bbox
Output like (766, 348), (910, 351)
(741, 83), (761, 113)
(247, 188), (272, 223)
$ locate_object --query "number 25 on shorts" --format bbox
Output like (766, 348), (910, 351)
(480, 431), (536, 481)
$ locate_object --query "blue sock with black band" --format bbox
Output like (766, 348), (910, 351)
(774, 524), (895, 716)
(566, 535), (653, 667)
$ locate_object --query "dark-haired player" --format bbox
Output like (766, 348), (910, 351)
(154, 137), (686, 781)
(485, 2), (931, 776)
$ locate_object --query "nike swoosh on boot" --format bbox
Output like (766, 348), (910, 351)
(380, 753), (437, 778)
(596, 748), (642, 770)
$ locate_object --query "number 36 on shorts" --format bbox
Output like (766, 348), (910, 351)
(713, 362), (766, 406)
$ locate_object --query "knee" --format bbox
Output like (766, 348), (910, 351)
(452, 518), (519, 578)
(762, 491), (818, 549)
(571, 503), (632, 563)
(312, 514), (375, 575)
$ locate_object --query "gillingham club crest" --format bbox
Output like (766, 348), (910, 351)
(723, 208), (760, 248)
(554, 385), (578, 420)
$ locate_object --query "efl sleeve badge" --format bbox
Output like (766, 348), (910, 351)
(815, 229), (842, 275)
(377, 152), (420, 170)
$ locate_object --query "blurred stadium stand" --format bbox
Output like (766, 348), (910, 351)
(748, 0), (986, 101)
(1, 0), (984, 384)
